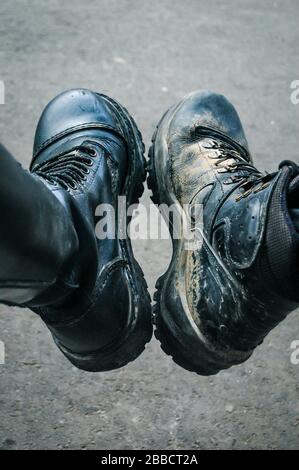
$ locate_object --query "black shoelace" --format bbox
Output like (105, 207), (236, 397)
(33, 145), (97, 191)
(202, 138), (279, 200)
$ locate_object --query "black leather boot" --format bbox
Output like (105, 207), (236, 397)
(148, 90), (299, 375)
(0, 89), (152, 371)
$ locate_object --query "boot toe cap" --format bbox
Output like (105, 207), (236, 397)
(169, 89), (250, 153)
(33, 88), (124, 157)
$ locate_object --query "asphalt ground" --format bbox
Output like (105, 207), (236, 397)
(0, 0), (298, 449)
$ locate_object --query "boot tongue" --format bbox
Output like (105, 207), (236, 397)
(288, 174), (299, 231)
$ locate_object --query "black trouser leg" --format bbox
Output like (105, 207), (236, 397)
(0, 144), (79, 305)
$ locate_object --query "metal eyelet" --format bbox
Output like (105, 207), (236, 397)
(253, 181), (270, 194)
(236, 188), (252, 201)
(253, 185), (264, 194)
(241, 189), (253, 198)
(68, 181), (78, 190)
(88, 148), (97, 157)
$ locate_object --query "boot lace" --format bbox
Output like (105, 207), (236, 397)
(33, 144), (97, 191)
(202, 138), (277, 201)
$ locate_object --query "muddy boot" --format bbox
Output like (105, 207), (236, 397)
(148, 89), (299, 375)
(0, 89), (152, 371)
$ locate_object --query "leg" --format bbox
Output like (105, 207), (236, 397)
(0, 143), (79, 305)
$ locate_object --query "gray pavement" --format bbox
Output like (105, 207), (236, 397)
(0, 0), (298, 450)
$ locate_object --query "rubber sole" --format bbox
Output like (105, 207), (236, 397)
(148, 127), (215, 375)
(56, 94), (153, 372)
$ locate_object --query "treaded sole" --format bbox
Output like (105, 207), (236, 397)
(148, 133), (213, 375)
